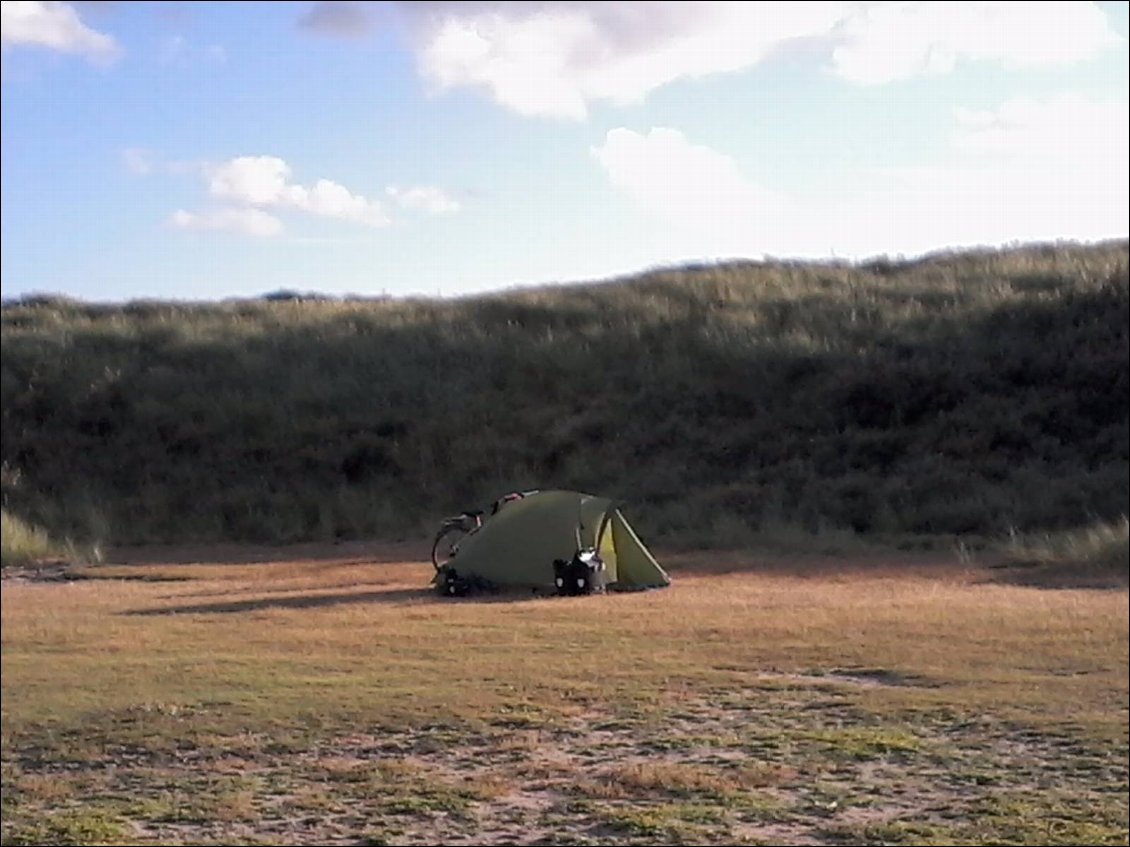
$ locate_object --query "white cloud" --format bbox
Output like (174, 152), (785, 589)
(891, 112), (1127, 250)
(832, 2), (1122, 84)
(939, 93), (1129, 241)
(386, 185), (460, 214)
(592, 127), (767, 230)
(0, 0), (119, 62)
(158, 153), (458, 237)
(402, 1), (1123, 119)
(297, 179), (381, 221)
(951, 93), (1129, 169)
(206, 155), (390, 227)
(808, 159), (1127, 262)
(169, 208), (283, 238)
(208, 156), (294, 206)
(594, 97), (1129, 263)
(409, 2), (850, 120)
(872, 90), (1129, 252)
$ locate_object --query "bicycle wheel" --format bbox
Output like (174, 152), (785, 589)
(431, 525), (469, 572)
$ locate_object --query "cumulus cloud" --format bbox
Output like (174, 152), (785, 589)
(386, 185), (460, 214)
(166, 155), (460, 237)
(409, 2), (848, 120)
(400, 1), (1122, 119)
(298, 1), (376, 38)
(206, 155), (390, 227)
(208, 156), (296, 206)
(831, 1), (1122, 84)
(0, 0), (119, 62)
(592, 127), (767, 229)
(169, 208), (283, 238)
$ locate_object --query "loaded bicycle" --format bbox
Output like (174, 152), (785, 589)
(429, 490), (537, 595)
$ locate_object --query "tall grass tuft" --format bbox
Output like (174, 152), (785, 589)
(1, 509), (57, 567)
(1004, 516), (1130, 573)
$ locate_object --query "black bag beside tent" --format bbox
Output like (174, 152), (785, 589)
(553, 549), (607, 596)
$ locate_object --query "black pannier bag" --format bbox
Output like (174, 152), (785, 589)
(553, 549), (607, 596)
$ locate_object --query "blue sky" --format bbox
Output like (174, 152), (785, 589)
(2, 1), (1127, 302)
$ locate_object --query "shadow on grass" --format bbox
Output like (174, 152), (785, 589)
(123, 584), (557, 615)
(660, 547), (975, 579)
(124, 587), (436, 615)
(104, 540), (430, 566)
(979, 563), (1129, 590)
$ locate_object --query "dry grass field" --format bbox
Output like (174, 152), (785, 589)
(2, 544), (1127, 846)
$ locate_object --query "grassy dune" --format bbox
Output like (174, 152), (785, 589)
(2, 240), (1127, 549)
(1, 548), (1126, 845)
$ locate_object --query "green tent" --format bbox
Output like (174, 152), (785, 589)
(438, 490), (670, 592)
